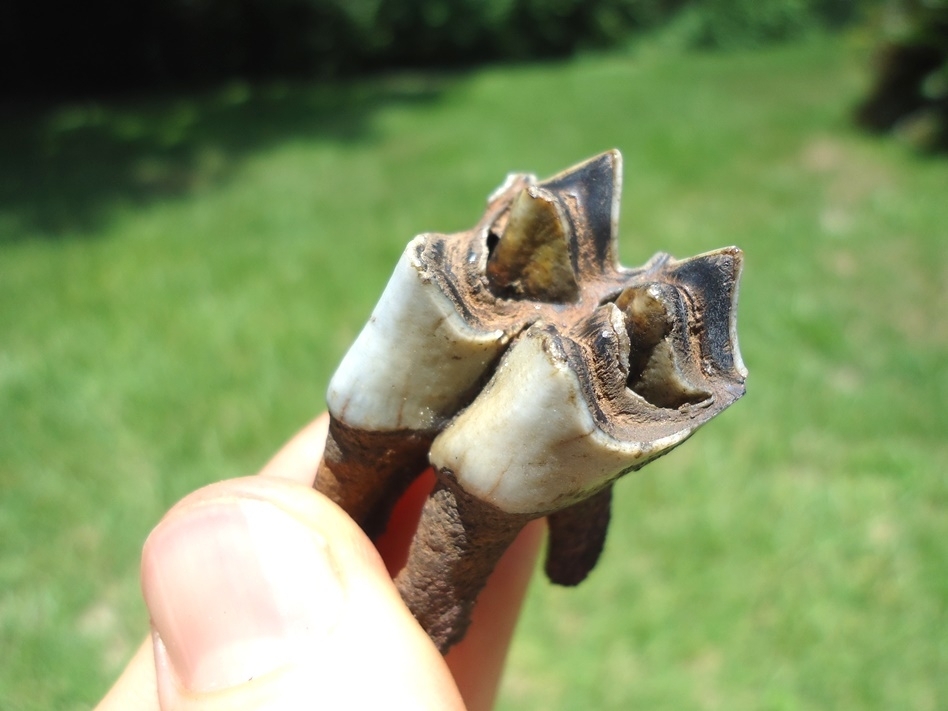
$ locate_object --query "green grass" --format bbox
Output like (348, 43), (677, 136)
(2, 36), (946, 709)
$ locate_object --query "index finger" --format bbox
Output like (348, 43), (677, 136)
(256, 413), (330, 484)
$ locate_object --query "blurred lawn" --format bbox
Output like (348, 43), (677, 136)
(1, 36), (946, 710)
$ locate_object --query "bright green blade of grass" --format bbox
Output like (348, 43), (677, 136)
(1, 37), (946, 710)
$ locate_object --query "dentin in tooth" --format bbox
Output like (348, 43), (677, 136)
(485, 186), (579, 302)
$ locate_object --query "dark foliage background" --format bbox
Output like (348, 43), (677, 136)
(854, 0), (948, 151)
(3, 0), (868, 98)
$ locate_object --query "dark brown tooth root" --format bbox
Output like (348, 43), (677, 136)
(394, 472), (530, 653)
(544, 485), (613, 586)
(618, 284), (711, 409)
(316, 420), (434, 538)
(485, 187), (579, 303)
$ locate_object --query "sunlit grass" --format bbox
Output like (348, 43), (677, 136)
(1, 37), (946, 709)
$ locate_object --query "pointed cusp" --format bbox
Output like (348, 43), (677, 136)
(537, 149), (621, 273)
(665, 246), (747, 380)
(485, 186), (580, 302)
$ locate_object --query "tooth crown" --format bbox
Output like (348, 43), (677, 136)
(327, 149), (746, 504)
(321, 150), (748, 654)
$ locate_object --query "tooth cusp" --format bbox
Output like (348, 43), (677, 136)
(486, 187), (579, 303)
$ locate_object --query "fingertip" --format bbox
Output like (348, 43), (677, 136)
(257, 413), (330, 484)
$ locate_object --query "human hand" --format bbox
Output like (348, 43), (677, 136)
(96, 413), (544, 711)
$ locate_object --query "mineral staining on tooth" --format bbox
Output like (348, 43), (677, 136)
(318, 149), (747, 652)
(409, 238), (745, 650)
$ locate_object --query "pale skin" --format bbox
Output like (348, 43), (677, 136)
(97, 413), (544, 711)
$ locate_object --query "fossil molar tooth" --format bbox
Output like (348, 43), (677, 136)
(317, 151), (628, 535)
(316, 150), (747, 652)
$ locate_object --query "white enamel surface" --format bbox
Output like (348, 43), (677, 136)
(327, 237), (507, 431)
(429, 326), (690, 515)
(608, 150), (623, 252)
(729, 255), (749, 380)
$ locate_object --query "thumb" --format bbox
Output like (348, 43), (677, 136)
(141, 476), (464, 711)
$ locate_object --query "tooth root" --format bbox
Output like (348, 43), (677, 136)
(545, 485), (613, 586)
(394, 473), (529, 653)
(315, 419), (434, 538)
(486, 187), (579, 302)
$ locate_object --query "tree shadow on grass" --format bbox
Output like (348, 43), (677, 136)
(0, 75), (449, 242)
